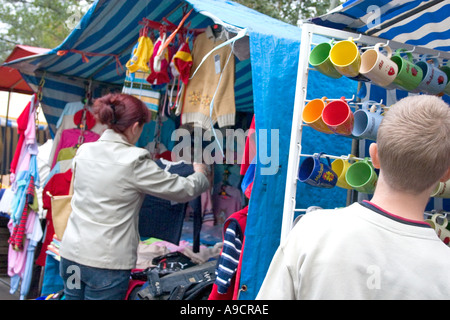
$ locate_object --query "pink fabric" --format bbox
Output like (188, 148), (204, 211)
(51, 128), (99, 168)
(212, 186), (242, 225)
(201, 191), (214, 226)
(14, 104), (37, 176)
(7, 209), (36, 277)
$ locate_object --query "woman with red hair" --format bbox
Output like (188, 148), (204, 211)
(59, 93), (209, 300)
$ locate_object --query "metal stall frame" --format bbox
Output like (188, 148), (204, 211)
(281, 22), (450, 241)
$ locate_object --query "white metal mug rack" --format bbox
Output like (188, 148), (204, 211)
(281, 22), (450, 241)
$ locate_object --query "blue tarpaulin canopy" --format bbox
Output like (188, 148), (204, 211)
(4, 0), (449, 300)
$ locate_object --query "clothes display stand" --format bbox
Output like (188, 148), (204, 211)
(281, 22), (450, 241)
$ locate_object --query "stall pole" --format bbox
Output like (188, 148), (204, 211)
(280, 23), (313, 241)
(1, 91), (12, 185)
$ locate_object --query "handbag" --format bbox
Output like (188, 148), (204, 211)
(46, 169), (74, 240)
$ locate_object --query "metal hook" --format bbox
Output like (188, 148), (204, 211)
(402, 47), (416, 54)
(299, 153), (368, 162)
(37, 71), (47, 102)
(428, 52), (441, 59)
(353, 33), (362, 42)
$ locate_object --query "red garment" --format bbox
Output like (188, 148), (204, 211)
(37, 169), (72, 266)
(125, 269), (146, 300)
(147, 37), (171, 85)
(73, 108), (96, 130)
(10, 96), (34, 174)
(240, 115), (256, 175)
(154, 150), (173, 161)
(173, 41), (193, 85)
(208, 206), (248, 300)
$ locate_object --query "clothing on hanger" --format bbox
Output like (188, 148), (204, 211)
(49, 101), (106, 167)
(10, 95), (38, 177)
(56, 147), (77, 163)
(181, 27), (236, 130)
(7, 209), (42, 300)
(212, 185), (243, 225)
(51, 128), (99, 168)
(136, 117), (176, 155)
(208, 205), (248, 300)
(37, 169), (73, 267)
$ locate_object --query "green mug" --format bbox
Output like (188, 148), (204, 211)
(309, 42), (342, 79)
(345, 157), (378, 194)
(390, 49), (423, 91)
(439, 64), (450, 95)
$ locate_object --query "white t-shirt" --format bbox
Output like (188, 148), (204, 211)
(256, 201), (450, 300)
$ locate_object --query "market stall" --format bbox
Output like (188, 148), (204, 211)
(4, 0), (448, 301)
(2, 0), (356, 300)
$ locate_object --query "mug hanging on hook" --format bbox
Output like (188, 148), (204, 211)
(298, 153), (338, 189)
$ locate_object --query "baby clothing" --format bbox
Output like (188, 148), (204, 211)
(181, 28), (236, 130)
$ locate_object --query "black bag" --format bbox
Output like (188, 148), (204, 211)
(137, 260), (217, 300)
(152, 251), (197, 276)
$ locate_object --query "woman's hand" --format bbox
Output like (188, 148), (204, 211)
(193, 163), (208, 177)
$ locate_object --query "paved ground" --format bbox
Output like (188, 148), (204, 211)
(0, 276), (19, 300)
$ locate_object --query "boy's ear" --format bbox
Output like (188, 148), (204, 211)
(440, 167), (450, 183)
(369, 143), (380, 169)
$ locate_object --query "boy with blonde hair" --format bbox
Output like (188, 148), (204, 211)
(257, 95), (450, 300)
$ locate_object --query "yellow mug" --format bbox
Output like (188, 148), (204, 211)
(331, 156), (355, 189)
(302, 97), (334, 134)
(330, 38), (361, 78)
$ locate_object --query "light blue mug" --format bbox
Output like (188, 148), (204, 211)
(414, 55), (447, 94)
(352, 101), (384, 141)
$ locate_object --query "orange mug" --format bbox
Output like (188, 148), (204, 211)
(302, 97), (334, 134)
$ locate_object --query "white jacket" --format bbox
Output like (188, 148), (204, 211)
(60, 129), (209, 269)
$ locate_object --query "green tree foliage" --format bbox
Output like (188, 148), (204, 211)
(0, 0), (343, 62)
(234, 0), (343, 26)
(0, 0), (92, 61)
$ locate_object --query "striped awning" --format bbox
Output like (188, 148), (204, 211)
(4, 0), (294, 135)
(309, 0), (450, 52)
